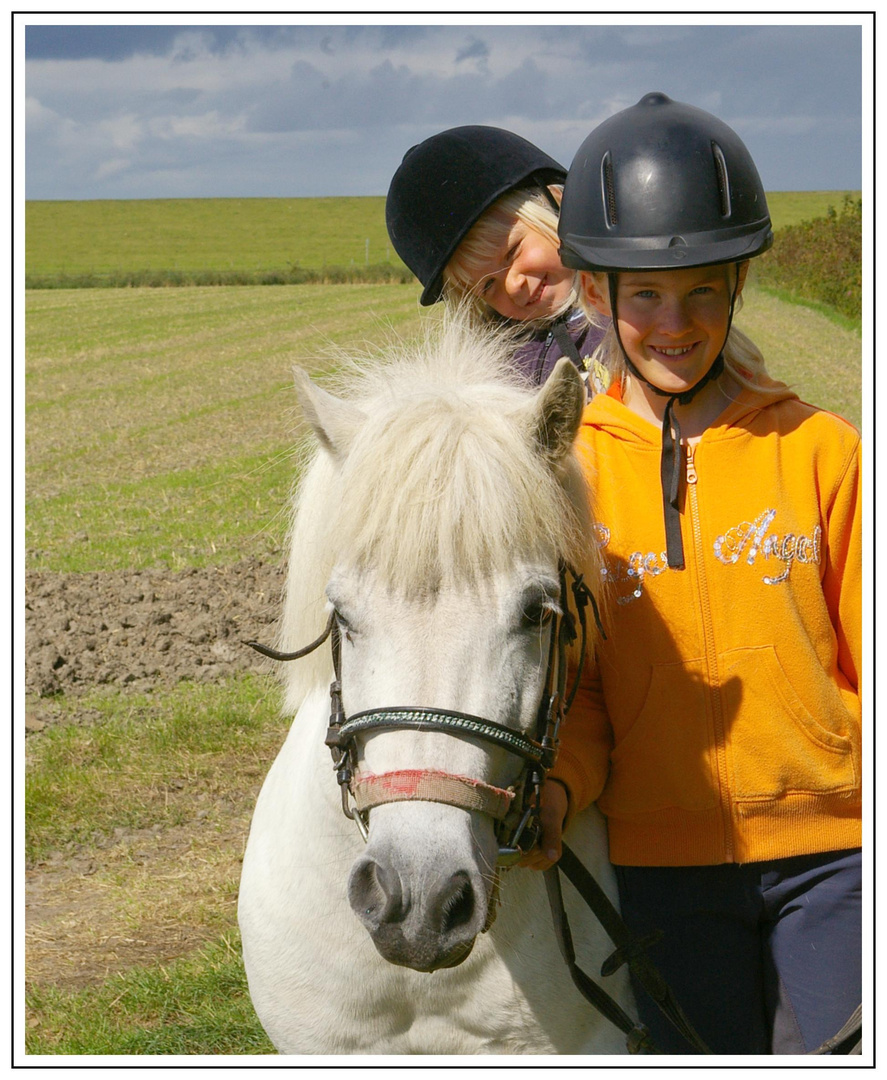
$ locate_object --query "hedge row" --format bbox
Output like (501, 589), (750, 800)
(24, 262), (415, 290)
(754, 195), (862, 322)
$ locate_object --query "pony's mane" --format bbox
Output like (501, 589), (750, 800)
(276, 319), (594, 710)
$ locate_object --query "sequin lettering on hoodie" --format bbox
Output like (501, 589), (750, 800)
(594, 523), (669, 604)
(714, 509), (822, 584)
(594, 510), (823, 603)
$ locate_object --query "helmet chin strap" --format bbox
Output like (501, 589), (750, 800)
(607, 267), (741, 570)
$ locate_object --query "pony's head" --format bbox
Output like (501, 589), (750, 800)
(277, 319), (598, 970)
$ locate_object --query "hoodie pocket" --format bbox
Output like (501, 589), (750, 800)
(720, 646), (857, 799)
(599, 659), (719, 817)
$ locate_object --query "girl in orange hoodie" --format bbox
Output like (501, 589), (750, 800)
(533, 94), (861, 1055)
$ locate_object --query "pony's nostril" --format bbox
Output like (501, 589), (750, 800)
(436, 872), (476, 935)
(348, 859), (403, 925)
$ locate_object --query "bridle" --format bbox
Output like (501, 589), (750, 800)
(247, 565), (597, 866)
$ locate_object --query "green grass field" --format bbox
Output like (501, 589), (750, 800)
(26, 196), (404, 278)
(25, 281), (860, 577)
(25, 284), (426, 572)
(25, 191), (858, 280)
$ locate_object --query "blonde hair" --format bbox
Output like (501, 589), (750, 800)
(442, 186), (580, 326)
(579, 271), (780, 394)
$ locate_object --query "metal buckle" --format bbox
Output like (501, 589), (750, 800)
(342, 786), (370, 842)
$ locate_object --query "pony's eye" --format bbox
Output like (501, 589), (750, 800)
(334, 610), (356, 642)
(521, 602), (554, 629)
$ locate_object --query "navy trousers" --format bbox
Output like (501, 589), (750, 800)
(615, 849), (861, 1055)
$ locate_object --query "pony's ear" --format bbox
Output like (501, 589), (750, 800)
(293, 367), (366, 458)
(527, 357), (585, 464)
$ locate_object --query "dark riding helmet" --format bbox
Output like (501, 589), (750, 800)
(558, 92), (773, 272)
(386, 125), (566, 306)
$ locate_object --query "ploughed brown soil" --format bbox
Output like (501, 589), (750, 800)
(24, 558), (286, 999)
(25, 558), (285, 712)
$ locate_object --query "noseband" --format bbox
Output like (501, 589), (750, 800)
(247, 566), (598, 866)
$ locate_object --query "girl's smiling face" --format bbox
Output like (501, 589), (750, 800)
(470, 222), (575, 322)
(583, 264), (747, 396)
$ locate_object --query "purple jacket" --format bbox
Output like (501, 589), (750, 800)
(510, 311), (607, 387)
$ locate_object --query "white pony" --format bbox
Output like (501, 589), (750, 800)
(238, 321), (635, 1055)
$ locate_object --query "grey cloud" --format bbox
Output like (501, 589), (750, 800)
(25, 25), (251, 60)
(246, 49), (591, 138)
(23, 21), (865, 200)
(247, 59), (492, 134)
(24, 23), (349, 61)
(455, 38), (490, 66)
(161, 87), (203, 107)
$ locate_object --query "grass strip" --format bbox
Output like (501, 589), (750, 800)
(26, 264), (415, 290)
(26, 676), (285, 864)
(26, 932), (274, 1055)
(26, 448), (294, 573)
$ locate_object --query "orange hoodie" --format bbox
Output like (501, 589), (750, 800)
(551, 377), (861, 866)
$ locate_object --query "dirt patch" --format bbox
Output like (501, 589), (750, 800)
(25, 805), (252, 992)
(27, 825), (236, 988)
(24, 558), (287, 997)
(25, 557), (285, 729)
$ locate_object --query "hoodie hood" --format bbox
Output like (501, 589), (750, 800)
(586, 375), (800, 448)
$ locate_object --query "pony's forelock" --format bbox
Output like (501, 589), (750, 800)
(276, 320), (593, 709)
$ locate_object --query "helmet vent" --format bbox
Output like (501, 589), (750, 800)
(711, 141), (731, 218)
(602, 152), (618, 227)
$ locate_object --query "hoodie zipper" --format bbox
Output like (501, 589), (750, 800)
(685, 443), (734, 862)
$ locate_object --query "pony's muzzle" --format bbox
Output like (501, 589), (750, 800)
(348, 854), (488, 971)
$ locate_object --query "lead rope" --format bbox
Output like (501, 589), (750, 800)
(544, 858), (658, 1053)
(808, 1005), (862, 1055)
(545, 847), (711, 1055)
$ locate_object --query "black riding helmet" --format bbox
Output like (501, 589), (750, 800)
(558, 94), (774, 572)
(558, 92), (773, 272)
(386, 125), (566, 306)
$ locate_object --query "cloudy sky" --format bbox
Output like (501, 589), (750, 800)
(22, 16), (868, 202)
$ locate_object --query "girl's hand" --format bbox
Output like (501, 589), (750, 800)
(521, 779), (569, 870)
